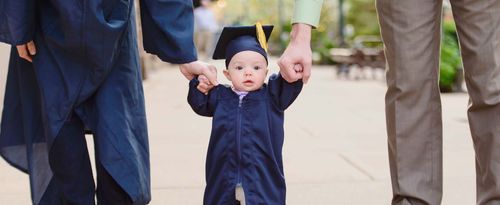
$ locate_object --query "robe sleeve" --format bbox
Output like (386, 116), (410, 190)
(0, 0), (36, 45)
(139, 0), (197, 64)
(187, 77), (219, 117)
(268, 73), (303, 111)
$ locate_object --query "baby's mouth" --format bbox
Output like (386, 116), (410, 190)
(243, 80), (253, 84)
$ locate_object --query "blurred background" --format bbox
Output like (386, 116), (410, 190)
(0, 0), (475, 204)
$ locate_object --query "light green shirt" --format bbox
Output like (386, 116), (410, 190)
(292, 0), (324, 28)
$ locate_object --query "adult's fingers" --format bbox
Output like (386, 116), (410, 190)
(278, 58), (296, 82)
(16, 44), (32, 62)
(27, 41), (36, 55)
(301, 59), (312, 84)
(277, 58), (291, 81)
(179, 65), (195, 80)
(202, 64), (218, 85)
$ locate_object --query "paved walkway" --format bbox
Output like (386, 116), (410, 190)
(0, 49), (476, 204)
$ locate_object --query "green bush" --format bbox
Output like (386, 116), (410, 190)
(311, 30), (337, 64)
(439, 21), (461, 92)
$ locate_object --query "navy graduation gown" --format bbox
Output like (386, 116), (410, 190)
(188, 74), (303, 205)
(0, 0), (197, 204)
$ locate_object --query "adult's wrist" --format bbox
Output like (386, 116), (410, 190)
(180, 60), (198, 71)
(290, 23), (312, 45)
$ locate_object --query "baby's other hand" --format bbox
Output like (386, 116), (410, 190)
(197, 75), (215, 95)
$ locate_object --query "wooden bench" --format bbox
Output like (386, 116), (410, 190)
(329, 36), (386, 79)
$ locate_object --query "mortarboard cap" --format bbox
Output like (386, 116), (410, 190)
(212, 24), (273, 68)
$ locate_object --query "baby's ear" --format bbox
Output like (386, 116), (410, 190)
(223, 69), (231, 81)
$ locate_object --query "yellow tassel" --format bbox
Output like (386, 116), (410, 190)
(255, 22), (268, 53)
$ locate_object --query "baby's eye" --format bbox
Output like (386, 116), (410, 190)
(254, 66), (261, 70)
(236, 66), (243, 70)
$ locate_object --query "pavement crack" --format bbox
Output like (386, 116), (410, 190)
(338, 153), (375, 181)
(299, 125), (317, 138)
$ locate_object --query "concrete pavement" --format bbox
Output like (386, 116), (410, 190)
(0, 50), (476, 204)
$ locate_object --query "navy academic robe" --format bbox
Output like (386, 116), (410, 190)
(0, 0), (197, 204)
(188, 74), (303, 205)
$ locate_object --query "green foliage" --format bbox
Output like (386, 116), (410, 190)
(345, 0), (380, 40)
(344, 0), (461, 92)
(217, 0), (462, 80)
(439, 21), (461, 92)
(311, 1), (339, 64)
(218, 0), (338, 63)
(221, 0), (292, 26)
(439, 63), (455, 92)
(312, 31), (337, 64)
(219, 0), (294, 50)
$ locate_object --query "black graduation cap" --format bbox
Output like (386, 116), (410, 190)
(212, 24), (274, 67)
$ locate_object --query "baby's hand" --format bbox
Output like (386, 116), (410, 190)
(197, 75), (215, 95)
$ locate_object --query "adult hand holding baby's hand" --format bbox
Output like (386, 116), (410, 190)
(197, 75), (215, 95)
(179, 60), (219, 86)
(278, 23), (312, 84)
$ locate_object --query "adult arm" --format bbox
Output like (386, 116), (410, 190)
(140, 0), (196, 64)
(140, 0), (217, 85)
(292, 0), (323, 28)
(278, 0), (323, 84)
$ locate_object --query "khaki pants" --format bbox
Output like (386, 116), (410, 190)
(376, 0), (500, 204)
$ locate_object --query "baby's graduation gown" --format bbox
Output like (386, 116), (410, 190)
(0, 0), (197, 204)
(188, 74), (303, 205)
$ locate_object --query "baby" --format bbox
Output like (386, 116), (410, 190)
(188, 24), (303, 205)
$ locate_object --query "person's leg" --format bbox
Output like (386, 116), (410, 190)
(376, 0), (444, 204)
(38, 178), (65, 205)
(89, 20), (150, 204)
(48, 113), (95, 205)
(449, 1), (500, 204)
(94, 135), (133, 205)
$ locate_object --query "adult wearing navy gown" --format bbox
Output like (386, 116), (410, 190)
(0, 0), (217, 204)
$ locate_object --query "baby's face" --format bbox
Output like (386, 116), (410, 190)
(224, 51), (268, 92)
